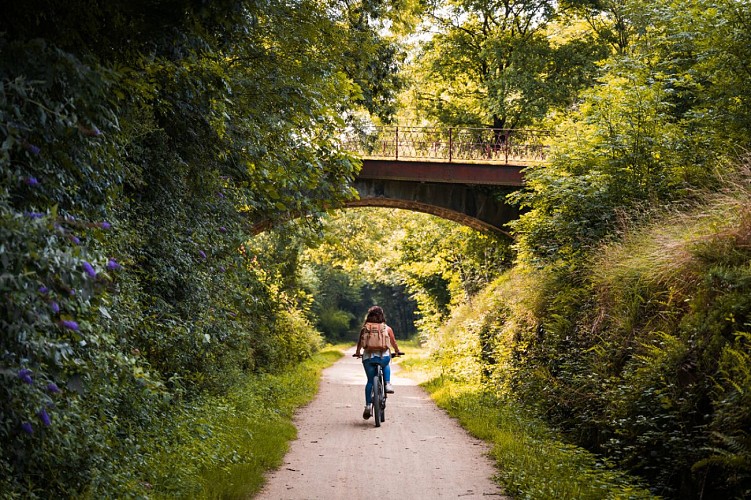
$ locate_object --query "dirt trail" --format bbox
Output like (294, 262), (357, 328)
(255, 347), (507, 499)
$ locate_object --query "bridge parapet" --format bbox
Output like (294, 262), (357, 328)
(342, 126), (550, 164)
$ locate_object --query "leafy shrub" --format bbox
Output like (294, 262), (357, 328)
(0, 10), (343, 493)
(0, 38), (166, 496)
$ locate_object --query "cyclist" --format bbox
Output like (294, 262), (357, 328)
(353, 305), (402, 420)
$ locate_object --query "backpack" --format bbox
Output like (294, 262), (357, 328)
(362, 322), (390, 352)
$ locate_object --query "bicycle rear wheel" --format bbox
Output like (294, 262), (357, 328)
(372, 368), (383, 427)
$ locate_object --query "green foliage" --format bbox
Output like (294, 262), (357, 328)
(456, 172), (751, 498)
(511, 0), (751, 265)
(0, 0), (403, 494)
(318, 306), (357, 339)
(495, 5), (751, 490)
(578, 184), (751, 497)
(696, 332), (751, 495)
(302, 261), (363, 340)
(0, 35), (162, 496)
(302, 208), (418, 340)
(304, 208), (512, 339)
(388, 210), (513, 330)
(560, 0), (636, 54)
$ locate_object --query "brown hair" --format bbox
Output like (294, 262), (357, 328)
(365, 305), (385, 323)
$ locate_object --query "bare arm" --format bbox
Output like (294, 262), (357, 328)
(388, 326), (401, 354)
(354, 328), (365, 356)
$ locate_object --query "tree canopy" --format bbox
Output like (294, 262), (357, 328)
(405, 0), (608, 128)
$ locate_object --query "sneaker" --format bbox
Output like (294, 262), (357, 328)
(363, 405), (371, 420)
(385, 382), (394, 393)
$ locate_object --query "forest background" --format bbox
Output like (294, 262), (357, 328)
(1, 0), (751, 498)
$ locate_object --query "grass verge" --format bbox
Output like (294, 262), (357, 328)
(400, 351), (658, 500)
(143, 346), (343, 499)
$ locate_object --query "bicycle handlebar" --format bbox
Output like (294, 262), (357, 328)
(352, 351), (405, 358)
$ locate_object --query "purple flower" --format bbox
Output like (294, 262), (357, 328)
(21, 422), (33, 434)
(61, 320), (79, 331)
(82, 261), (97, 278)
(25, 143), (41, 155)
(70, 235), (81, 245)
(219, 226), (227, 233)
(217, 192), (225, 199)
(26, 212), (44, 219)
(98, 221), (112, 229)
(219, 266), (226, 273)
(18, 368), (33, 384)
(79, 124), (102, 137)
(39, 286), (49, 294)
(25, 176), (40, 186)
(47, 382), (61, 394)
(37, 408), (51, 426)
(199, 250), (207, 259)
(51, 301), (60, 314)
(106, 258), (121, 271)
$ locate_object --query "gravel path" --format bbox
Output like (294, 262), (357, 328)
(255, 347), (508, 499)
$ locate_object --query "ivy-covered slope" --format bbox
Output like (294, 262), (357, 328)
(432, 177), (751, 498)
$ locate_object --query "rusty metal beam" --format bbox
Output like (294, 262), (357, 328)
(358, 159), (525, 187)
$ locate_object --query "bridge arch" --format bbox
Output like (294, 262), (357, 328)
(350, 178), (519, 237)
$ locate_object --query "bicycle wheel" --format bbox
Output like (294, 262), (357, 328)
(372, 367), (382, 427)
(378, 369), (386, 423)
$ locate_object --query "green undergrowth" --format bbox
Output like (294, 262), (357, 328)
(400, 354), (656, 500)
(141, 346), (343, 499)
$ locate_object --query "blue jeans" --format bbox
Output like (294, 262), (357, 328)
(362, 355), (391, 405)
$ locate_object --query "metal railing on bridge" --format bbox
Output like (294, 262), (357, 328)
(341, 126), (550, 164)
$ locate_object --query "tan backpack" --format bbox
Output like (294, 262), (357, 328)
(362, 322), (390, 352)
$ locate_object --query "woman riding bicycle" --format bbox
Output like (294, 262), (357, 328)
(353, 305), (402, 420)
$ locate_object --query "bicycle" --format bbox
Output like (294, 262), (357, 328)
(354, 352), (403, 428)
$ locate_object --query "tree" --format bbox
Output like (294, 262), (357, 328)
(407, 0), (608, 129)
(560, 0), (634, 54)
(510, 0), (751, 264)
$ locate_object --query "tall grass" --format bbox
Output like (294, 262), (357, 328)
(581, 170), (751, 496)
(400, 353), (657, 499)
(139, 346), (343, 499)
(592, 176), (751, 304)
